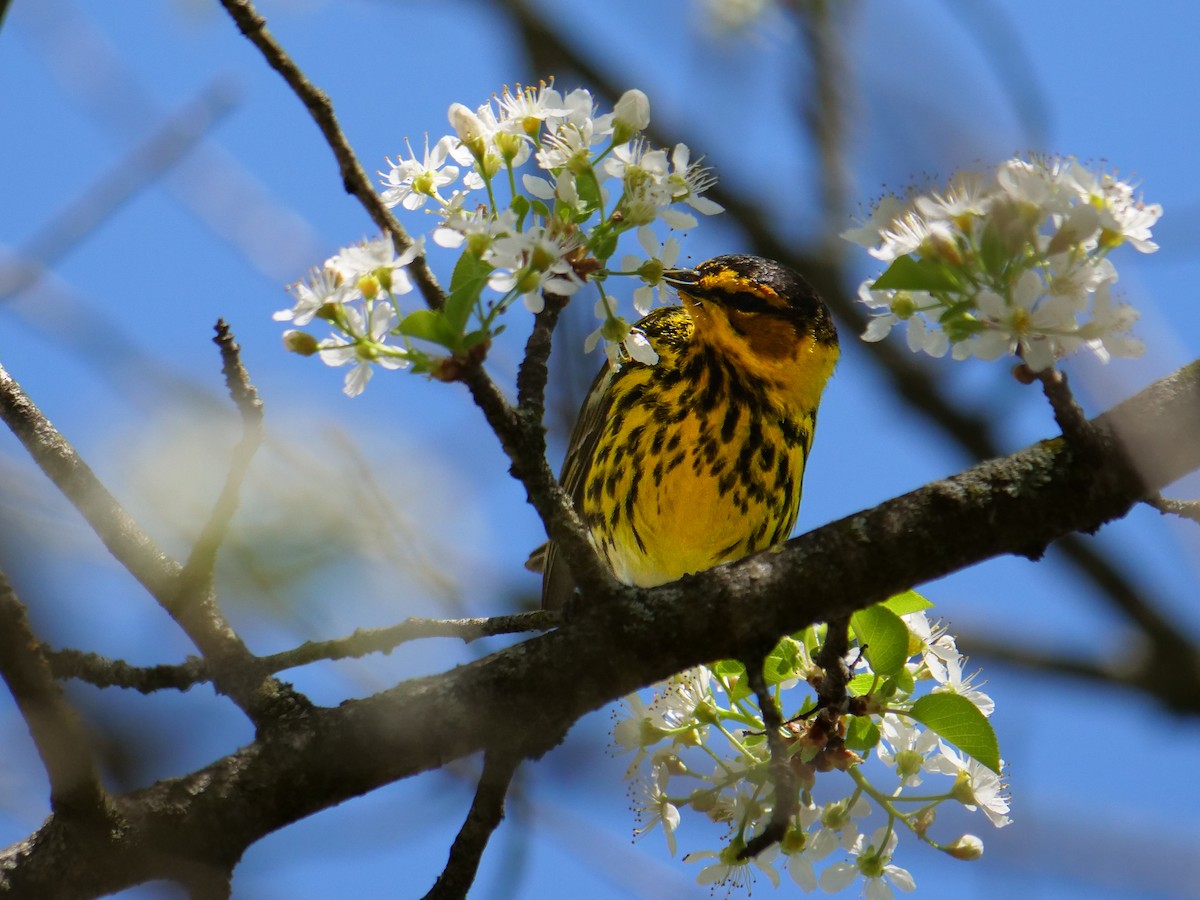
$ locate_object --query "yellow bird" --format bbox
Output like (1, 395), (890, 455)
(534, 254), (838, 610)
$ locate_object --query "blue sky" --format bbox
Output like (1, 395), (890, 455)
(2, 1), (1199, 897)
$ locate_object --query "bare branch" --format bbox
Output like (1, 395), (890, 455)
(0, 362), (291, 723)
(0, 567), (111, 820)
(216, 0), (444, 309)
(459, 362), (613, 599)
(183, 321), (265, 579)
(739, 655), (796, 860)
(423, 751), (523, 900)
(46, 612), (561, 693)
(45, 648), (209, 694)
(1147, 493), (1200, 525)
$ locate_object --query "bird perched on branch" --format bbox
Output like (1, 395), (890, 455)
(530, 254), (839, 611)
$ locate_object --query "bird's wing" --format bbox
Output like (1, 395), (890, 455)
(537, 358), (616, 610)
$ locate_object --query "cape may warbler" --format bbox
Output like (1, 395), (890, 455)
(535, 254), (838, 610)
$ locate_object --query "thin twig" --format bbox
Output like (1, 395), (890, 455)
(46, 611), (562, 692)
(260, 611), (563, 673)
(422, 751), (523, 900)
(459, 362), (613, 599)
(183, 321), (265, 578)
(0, 567), (111, 820)
(739, 655), (797, 860)
(1147, 493), (1200, 525)
(0, 361), (277, 721)
(515, 294), (568, 420)
(45, 648), (210, 694)
(1035, 366), (1092, 443)
(216, 0), (444, 309)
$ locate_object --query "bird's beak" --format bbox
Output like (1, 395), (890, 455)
(661, 266), (701, 288)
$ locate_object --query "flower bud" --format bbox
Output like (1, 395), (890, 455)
(448, 103), (487, 158)
(282, 330), (319, 356)
(943, 834), (984, 860)
(611, 89), (650, 143)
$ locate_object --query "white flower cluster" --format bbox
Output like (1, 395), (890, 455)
(845, 156), (1160, 372)
(275, 83), (724, 394)
(276, 237), (421, 396)
(615, 606), (1009, 896)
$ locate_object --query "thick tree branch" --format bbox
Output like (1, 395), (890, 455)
(4, 360), (1197, 897)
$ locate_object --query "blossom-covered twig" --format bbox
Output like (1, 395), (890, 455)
(847, 156), (1158, 372)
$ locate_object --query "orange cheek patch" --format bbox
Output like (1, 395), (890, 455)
(728, 310), (798, 359)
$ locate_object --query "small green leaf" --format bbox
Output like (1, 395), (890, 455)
(576, 166), (603, 211)
(510, 194), (530, 220)
(764, 637), (803, 685)
(847, 672), (875, 697)
(711, 660), (751, 703)
(886, 665), (915, 697)
(592, 232), (618, 264)
(444, 253), (492, 337)
(530, 198), (552, 221)
(909, 693), (1001, 773)
(871, 255), (960, 292)
(881, 590), (934, 617)
(398, 308), (456, 348)
(843, 715), (880, 752)
(850, 604), (909, 678)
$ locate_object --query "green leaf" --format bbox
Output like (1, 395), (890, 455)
(444, 253), (492, 337)
(711, 660), (751, 703)
(398, 309), (456, 348)
(881, 590), (934, 617)
(843, 715), (880, 752)
(871, 255), (960, 292)
(592, 232), (618, 264)
(510, 194), (530, 220)
(847, 672), (875, 697)
(850, 604), (909, 678)
(530, 198), (552, 221)
(764, 637), (804, 685)
(575, 166), (603, 212)
(909, 693), (1001, 773)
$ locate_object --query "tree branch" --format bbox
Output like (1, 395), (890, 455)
(0, 568), (111, 821)
(46, 612), (561, 693)
(422, 751), (523, 900)
(0, 362), (287, 724)
(459, 362), (614, 600)
(4, 359), (1197, 897)
(739, 654), (796, 859)
(216, 0), (444, 309)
